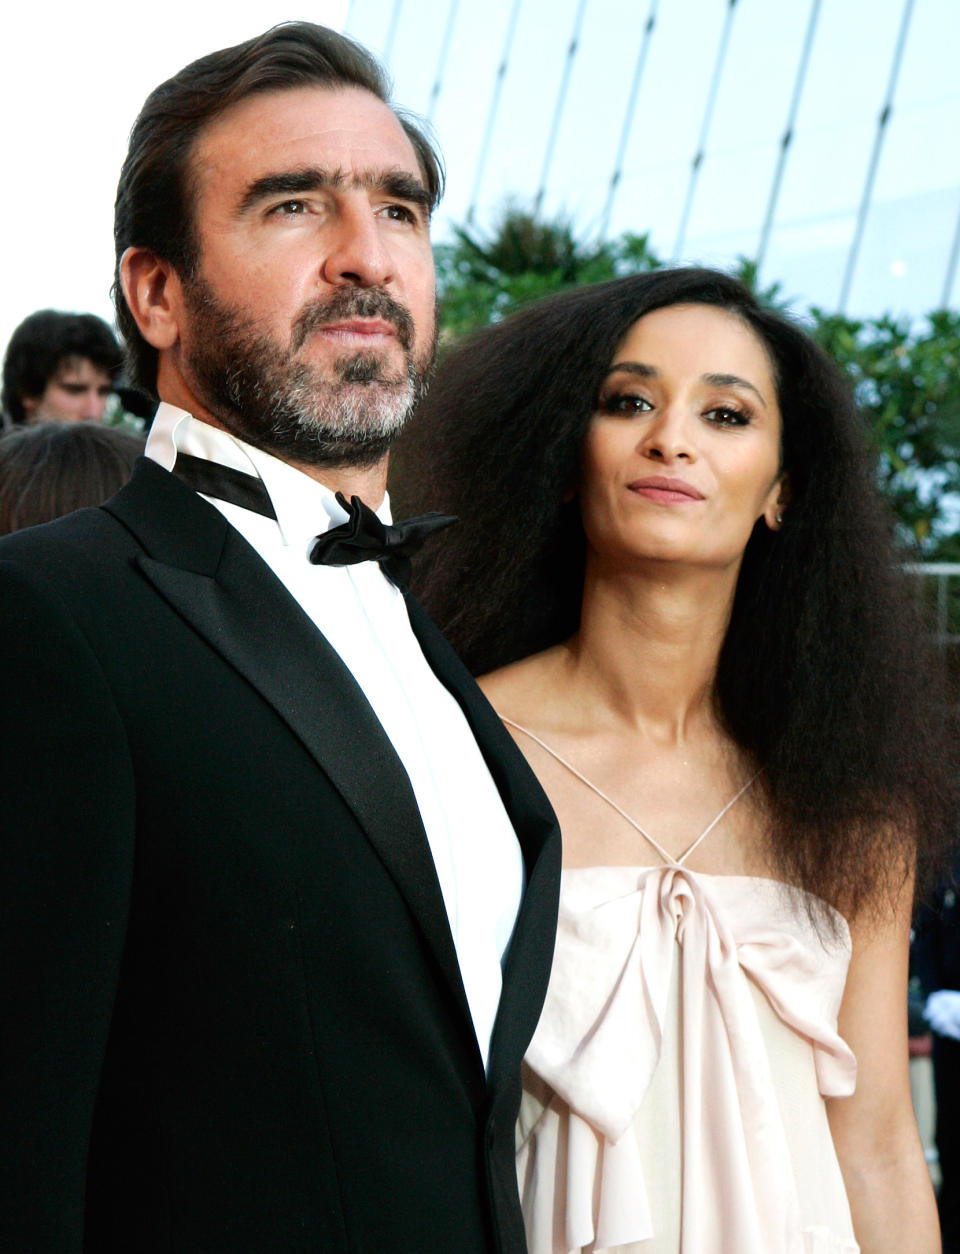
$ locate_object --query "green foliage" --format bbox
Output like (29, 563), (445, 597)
(433, 210), (960, 555)
(435, 207), (660, 342)
(102, 393), (148, 436)
(730, 256), (792, 314)
(810, 309), (960, 556)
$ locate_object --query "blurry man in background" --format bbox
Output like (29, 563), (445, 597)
(1, 309), (122, 426)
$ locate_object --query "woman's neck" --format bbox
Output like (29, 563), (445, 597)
(563, 557), (739, 743)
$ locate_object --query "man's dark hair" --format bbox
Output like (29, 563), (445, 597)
(2, 310), (123, 426)
(397, 266), (959, 922)
(113, 21), (444, 396)
(0, 420), (144, 534)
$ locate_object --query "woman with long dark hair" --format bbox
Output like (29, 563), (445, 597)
(399, 269), (957, 1253)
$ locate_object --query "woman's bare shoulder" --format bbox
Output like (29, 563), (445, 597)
(478, 645), (568, 723)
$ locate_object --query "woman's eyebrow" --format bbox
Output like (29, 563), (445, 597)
(702, 372), (768, 408)
(602, 361), (657, 379)
(604, 362), (768, 409)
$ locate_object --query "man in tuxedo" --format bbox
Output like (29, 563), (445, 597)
(0, 23), (560, 1253)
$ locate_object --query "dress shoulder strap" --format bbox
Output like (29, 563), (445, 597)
(500, 715), (757, 867)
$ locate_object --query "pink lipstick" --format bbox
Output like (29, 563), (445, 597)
(627, 476), (705, 504)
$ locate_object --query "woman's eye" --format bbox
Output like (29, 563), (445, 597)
(705, 406), (751, 427)
(597, 393), (653, 416)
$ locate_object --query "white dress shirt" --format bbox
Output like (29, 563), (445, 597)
(146, 403), (524, 1070)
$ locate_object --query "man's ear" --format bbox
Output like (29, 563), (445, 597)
(119, 247), (183, 351)
(20, 391), (40, 420)
(763, 473), (791, 532)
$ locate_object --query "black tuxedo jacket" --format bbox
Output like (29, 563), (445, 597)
(0, 459), (561, 1253)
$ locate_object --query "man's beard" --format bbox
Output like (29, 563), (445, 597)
(180, 276), (435, 468)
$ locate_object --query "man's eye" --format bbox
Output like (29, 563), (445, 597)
(381, 204), (418, 225)
(270, 200), (308, 216)
(597, 393), (653, 416)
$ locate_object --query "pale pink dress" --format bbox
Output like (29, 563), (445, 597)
(516, 864), (860, 1253)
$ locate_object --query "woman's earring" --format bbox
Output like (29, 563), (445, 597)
(776, 511), (783, 526)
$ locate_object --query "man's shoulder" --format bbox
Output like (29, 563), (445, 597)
(0, 457), (222, 573)
(0, 502), (125, 564)
(0, 515), (141, 650)
(0, 461), (181, 591)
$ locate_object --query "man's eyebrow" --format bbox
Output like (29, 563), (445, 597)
(238, 166), (432, 216)
(377, 170), (433, 212)
(603, 362), (768, 408)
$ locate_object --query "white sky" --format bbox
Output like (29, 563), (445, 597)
(358, 0), (960, 320)
(0, 2), (347, 355)
(2, 0), (958, 359)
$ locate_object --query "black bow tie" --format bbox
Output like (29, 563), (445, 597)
(172, 455), (455, 588)
(310, 493), (457, 588)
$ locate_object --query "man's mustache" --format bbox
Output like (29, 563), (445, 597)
(292, 287), (415, 353)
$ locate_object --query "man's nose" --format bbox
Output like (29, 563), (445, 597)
(82, 392), (108, 421)
(319, 201), (394, 289)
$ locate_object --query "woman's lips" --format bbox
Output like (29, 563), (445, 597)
(627, 476), (705, 503)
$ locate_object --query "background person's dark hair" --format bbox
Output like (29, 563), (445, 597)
(396, 266), (959, 920)
(113, 20), (445, 397)
(0, 421), (144, 535)
(2, 310), (123, 425)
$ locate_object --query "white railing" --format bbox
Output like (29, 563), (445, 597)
(906, 563), (960, 649)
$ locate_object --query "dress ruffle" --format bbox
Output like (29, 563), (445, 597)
(519, 867), (857, 1253)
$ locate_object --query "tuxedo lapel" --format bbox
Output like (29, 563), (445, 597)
(103, 460), (472, 1026)
(404, 595), (562, 1086)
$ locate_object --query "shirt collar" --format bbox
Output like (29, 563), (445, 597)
(145, 402), (393, 549)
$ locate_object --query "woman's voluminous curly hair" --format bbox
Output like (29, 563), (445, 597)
(396, 267), (958, 918)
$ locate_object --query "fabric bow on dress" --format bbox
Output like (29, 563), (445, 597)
(518, 866), (859, 1254)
